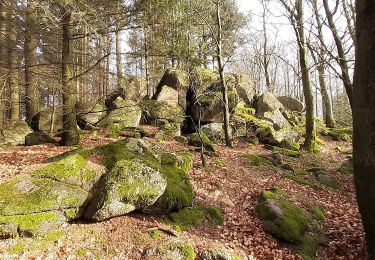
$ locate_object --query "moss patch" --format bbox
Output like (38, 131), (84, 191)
(169, 205), (224, 230)
(215, 159), (226, 169)
(320, 128), (352, 141)
(189, 132), (217, 156)
(151, 239), (196, 260)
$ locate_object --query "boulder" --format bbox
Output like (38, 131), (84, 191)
(84, 159), (167, 221)
(145, 239), (196, 260)
(235, 74), (256, 105)
(80, 103), (107, 126)
(0, 122), (32, 146)
(141, 100), (184, 136)
(121, 75), (148, 101)
(201, 246), (241, 260)
(201, 123), (233, 143)
(189, 132), (216, 156)
(152, 69), (189, 110)
(256, 92), (284, 115)
(156, 85), (179, 106)
(277, 96), (304, 112)
(338, 159), (353, 175)
(25, 132), (56, 146)
(97, 99), (142, 131)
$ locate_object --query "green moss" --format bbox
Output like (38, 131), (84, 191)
(161, 153), (178, 166)
(316, 173), (342, 190)
(157, 240), (196, 260)
(297, 235), (320, 260)
(0, 211), (63, 237)
(10, 242), (25, 254)
(177, 152), (194, 173)
(285, 171), (321, 190)
(215, 159), (226, 169)
(249, 154), (261, 166)
(156, 165), (194, 212)
(77, 248), (88, 257)
(149, 229), (163, 239)
(338, 159), (353, 175)
(257, 189), (308, 242)
(320, 128), (352, 141)
(204, 165), (216, 175)
(189, 132), (216, 156)
(43, 230), (64, 243)
(271, 146), (301, 157)
(169, 205), (224, 230)
(306, 203), (326, 222)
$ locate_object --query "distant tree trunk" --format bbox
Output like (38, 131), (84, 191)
(7, 1), (20, 124)
(60, 9), (79, 146)
(261, 0), (271, 92)
(24, 1), (39, 127)
(0, 2), (6, 127)
(353, 0), (375, 257)
(323, 0), (353, 111)
(116, 24), (123, 89)
(216, 0), (233, 148)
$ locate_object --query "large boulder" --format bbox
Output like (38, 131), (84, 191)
(0, 122), (32, 146)
(277, 96), (304, 112)
(234, 74), (256, 105)
(201, 246), (241, 260)
(97, 99), (142, 131)
(80, 103), (107, 126)
(201, 123), (233, 144)
(121, 75), (148, 101)
(152, 69), (189, 110)
(141, 100), (185, 136)
(0, 152), (103, 237)
(257, 92), (284, 115)
(156, 85), (179, 106)
(84, 159), (167, 221)
(25, 132), (56, 146)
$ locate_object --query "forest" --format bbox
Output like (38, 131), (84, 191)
(0, 0), (374, 259)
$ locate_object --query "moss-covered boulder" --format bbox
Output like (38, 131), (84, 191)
(145, 239), (196, 260)
(189, 132), (217, 156)
(257, 189), (308, 243)
(141, 100), (184, 137)
(121, 75), (148, 101)
(169, 205), (224, 230)
(285, 169), (342, 190)
(320, 127), (352, 141)
(84, 159), (167, 221)
(80, 103), (107, 126)
(0, 176), (89, 237)
(25, 132), (56, 146)
(338, 159), (353, 175)
(201, 246), (241, 260)
(97, 99), (142, 130)
(0, 122), (33, 146)
(201, 123), (233, 144)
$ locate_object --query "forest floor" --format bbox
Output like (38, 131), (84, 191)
(0, 127), (367, 259)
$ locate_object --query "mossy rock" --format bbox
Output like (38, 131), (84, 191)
(161, 153), (178, 167)
(25, 132), (56, 146)
(201, 246), (241, 260)
(338, 159), (353, 175)
(0, 122), (33, 146)
(285, 169), (342, 190)
(33, 151), (104, 191)
(84, 159), (167, 221)
(145, 239), (196, 260)
(0, 176), (88, 238)
(140, 100), (184, 124)
(320, 128), (352, 141)
(176, 152), (194, 173)
(269, 146), (301, 157)
(257, 189), (308, 243)
(169, 205), (224, 230)
(189, 132), (217, 156)
(285, 171), (321, 190)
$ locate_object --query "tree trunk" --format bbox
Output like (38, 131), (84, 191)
(7, 1), (19, 124)
(60, 9), (79, 146)
(0, 2), (6, 127)
(353, 0), (375, 257)
(323, 0), (353, 111)
(116, 25), (123, 89)
(216, 1), (233, 148)
(296, 0), (315, 150)
(24, 1), (39, 127)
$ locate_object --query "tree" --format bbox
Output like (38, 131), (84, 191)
(60, 6), (79, 145)
(24, 0), (40, 127)
(279, 0), (316, 151)
(353, 0), (375, 257)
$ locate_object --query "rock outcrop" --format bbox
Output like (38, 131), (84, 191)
(277, 96), (304, 112)
(0, 122), (33, 146)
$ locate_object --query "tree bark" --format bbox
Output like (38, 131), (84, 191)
(7, 1), (20, 124)
(116, 24), (123, 89)
(24, 0), (40, 127)
(60, 8), (79, 146)
(216, 0), (233, 148)
(353, 0), (375, 257)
